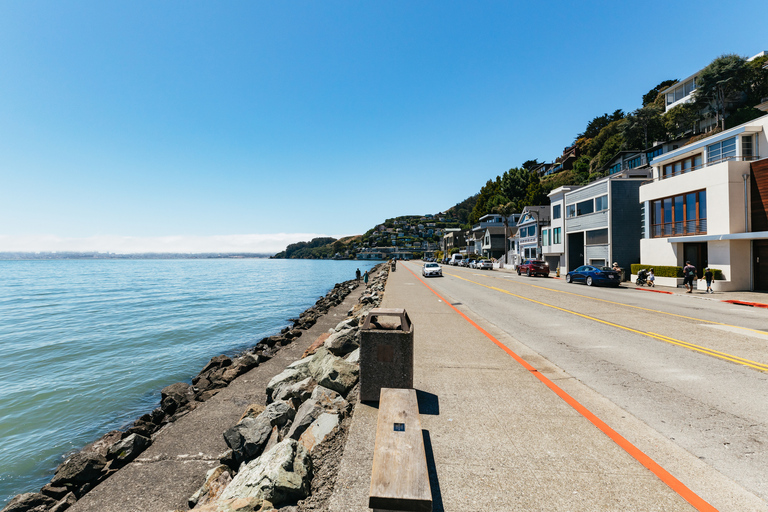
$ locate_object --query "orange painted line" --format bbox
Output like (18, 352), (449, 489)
(722, 300), (768, 309)
(635, 287), (674, 295)
(403, 264), (718, 512)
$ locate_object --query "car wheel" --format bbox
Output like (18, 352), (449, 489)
(527, 269), (532, 277)
(565, 274), (572, 283)
(586, 276), (593, 286)
(517, 269), (521, 275)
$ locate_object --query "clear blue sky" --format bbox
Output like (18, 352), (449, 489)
(1, 1), (766, 253)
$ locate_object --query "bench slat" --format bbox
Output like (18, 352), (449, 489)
(369, 388), (432, 511)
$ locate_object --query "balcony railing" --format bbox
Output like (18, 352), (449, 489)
(651, 219), (707, 238)
(643, 155), (760, 184)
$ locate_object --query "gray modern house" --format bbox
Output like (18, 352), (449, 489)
(564, 175), (648, 273)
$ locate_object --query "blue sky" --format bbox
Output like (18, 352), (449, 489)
(1, 1), (767, 253)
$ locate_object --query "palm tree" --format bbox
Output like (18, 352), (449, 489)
(492, 202), (516, 266)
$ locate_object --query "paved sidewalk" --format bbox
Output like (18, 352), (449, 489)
(329, 262), (765, 512)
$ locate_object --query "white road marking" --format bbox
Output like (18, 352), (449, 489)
(702, 324), (768, 341)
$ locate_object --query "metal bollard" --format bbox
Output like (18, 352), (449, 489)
(359, 308), (414, 402)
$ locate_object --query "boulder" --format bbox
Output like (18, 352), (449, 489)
(106, 433), (151, 468)
(80, 430), (123, 458)
(266, 356), (316, 402)
(1, 493), (56, 512)
(323, 328), (359, 356)
(310, 386), (350, 416)
(272, 377), (317, 403)
(200, 355), (233, 375)
(50, 452), (107, 487)
(344, 348), (360, 364)
(160, 382), (195, 406)
(308, 348), (359, 396)
(219, 439), (311, 507)
(333, 317), (359, 331)
(191, 497), (262, 512)
(285, 400), (323, 441)
(224, 402), (295, 463)
(49, 492), (76, 512)
(298, 413), (340, 453)
(40, 484), (70, 501)
(188, 465), (233, 508)
(300, 333), (330, 358)
(238, 404), (266, 422)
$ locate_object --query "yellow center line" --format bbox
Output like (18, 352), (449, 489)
(446, 272), (768, 373)
(449, 270), (768, 337)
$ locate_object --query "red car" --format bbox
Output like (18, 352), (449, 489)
(517, 259), (550, 277)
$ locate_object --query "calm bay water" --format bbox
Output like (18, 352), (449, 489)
(0, 258), (376, 506)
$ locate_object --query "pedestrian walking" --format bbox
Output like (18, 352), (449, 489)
(647, 268), (655, 287)
(363, 270), (369, 286)
(683, 261), (697, 293)
(355, 268), (361, 284)
(701, 267), (714, 294)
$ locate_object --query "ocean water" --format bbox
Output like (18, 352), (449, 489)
(0, 258), (377, 506)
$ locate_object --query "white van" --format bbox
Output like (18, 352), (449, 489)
(449, 254), (463, 266)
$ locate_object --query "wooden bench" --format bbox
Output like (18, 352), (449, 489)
(369, 388), (432, 511)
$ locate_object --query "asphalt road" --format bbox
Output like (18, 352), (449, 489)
(404, 261), (768, 503)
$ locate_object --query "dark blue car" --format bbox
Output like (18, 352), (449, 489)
(565, 265), (621, 287)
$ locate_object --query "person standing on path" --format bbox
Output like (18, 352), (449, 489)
(363, 270), (369, 286)
(355, 268), (361, 284)
(683, 261), (697, 293)
(701, 267), (714, 294)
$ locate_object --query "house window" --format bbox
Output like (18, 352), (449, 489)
(576, 199), (594, 216)
(707, 136), (737, 163)
(586, 229), (608, 245)
(650, 190), (707, 237)
(662, 154), (702, 178)
(595, 195), (608, 212)
(609, 162), (622, 174)
(542, 229), (548, 246)
(566, 204), (576, 218)
(553, 227), (561, 244)
(647, 147), (664, 163)
(553, 204), (561, 219)
(743, 135), (754, 160)
(626, 156), (641, 169)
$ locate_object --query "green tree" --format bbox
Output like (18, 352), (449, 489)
(642, 79), (678, 106)
(694, 54), (748, 131)
(469, 177), (506, 224)
(521, 159), (541, 172)
(664, 103), (700, 138)
(622, 104), (664, 149)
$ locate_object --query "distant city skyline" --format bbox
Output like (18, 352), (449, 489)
(1, 1), (767, 253)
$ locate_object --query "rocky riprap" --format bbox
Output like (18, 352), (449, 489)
(2, 265), (387, 512)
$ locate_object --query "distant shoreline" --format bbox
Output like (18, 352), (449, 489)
(0, 252), (275, 260)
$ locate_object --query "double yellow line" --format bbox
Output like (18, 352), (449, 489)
(448, 272), (768, 373)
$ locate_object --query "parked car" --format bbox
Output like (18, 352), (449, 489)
(565, 265), (621, 287)
(468, 259), (477, 269)
(517, 259), (550, 277)
(449, 254), (463, 266)
(477, 260), (494, 270)
(422, 262), (443, 277)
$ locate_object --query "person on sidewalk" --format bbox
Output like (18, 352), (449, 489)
(363, 270), (369, 286)
(355, 268), (361, 284)
(701, 267), (714, 294)
(647, 268), (655, 287)
(683, 261), (697, 293)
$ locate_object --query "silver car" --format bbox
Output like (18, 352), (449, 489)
(422, 262), (443, 277)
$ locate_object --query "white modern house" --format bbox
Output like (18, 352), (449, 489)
(639, 113), (768, 290)
(514, 206), (550, 267)
(542, 186), (580, 274)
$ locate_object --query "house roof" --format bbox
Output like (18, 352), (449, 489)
(484, 226), (507, 235)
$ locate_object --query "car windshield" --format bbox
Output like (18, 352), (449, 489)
(425, 263), (439, 268)
(532, 260), (546, 265)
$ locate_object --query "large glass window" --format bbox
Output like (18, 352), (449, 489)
(586, 229), (608, 245)
(595, 195), (608, 212)
(707, 136), (737, 163)
(743, 135), (754, 159)
(553, 204), (561, 219)
(662, 154), (702, 178)
(553, 227), (561, 244)
(576, 199), (594, 216)
(651, 190), (707, 237)
(566, 204), (576, 218)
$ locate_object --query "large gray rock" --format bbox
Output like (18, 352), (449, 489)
(223, 401), (295, 463)
(188, 465), (233, 508)
(286, 399), (323, 440)
(106, 433), (151, 468)
(272, 377), (317, 403)
(160, 382), (195, 405)
(308, 348), (359, 395)
(333, 317), (359, 332)
(220, 439), (311, 507)
(265, 355), (315, 402)
(50, 452), (107, 487)
(323, 328), (359, 357)
(298, 413), (340, 454)
(310, 386), (350, 416)
(49, 492), (76, 512)
(1, 493), (56, 512)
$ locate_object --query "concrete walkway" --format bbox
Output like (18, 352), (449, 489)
(328, 262), (749, 512)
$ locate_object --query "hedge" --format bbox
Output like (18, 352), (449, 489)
(630, 264), (724, 280)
